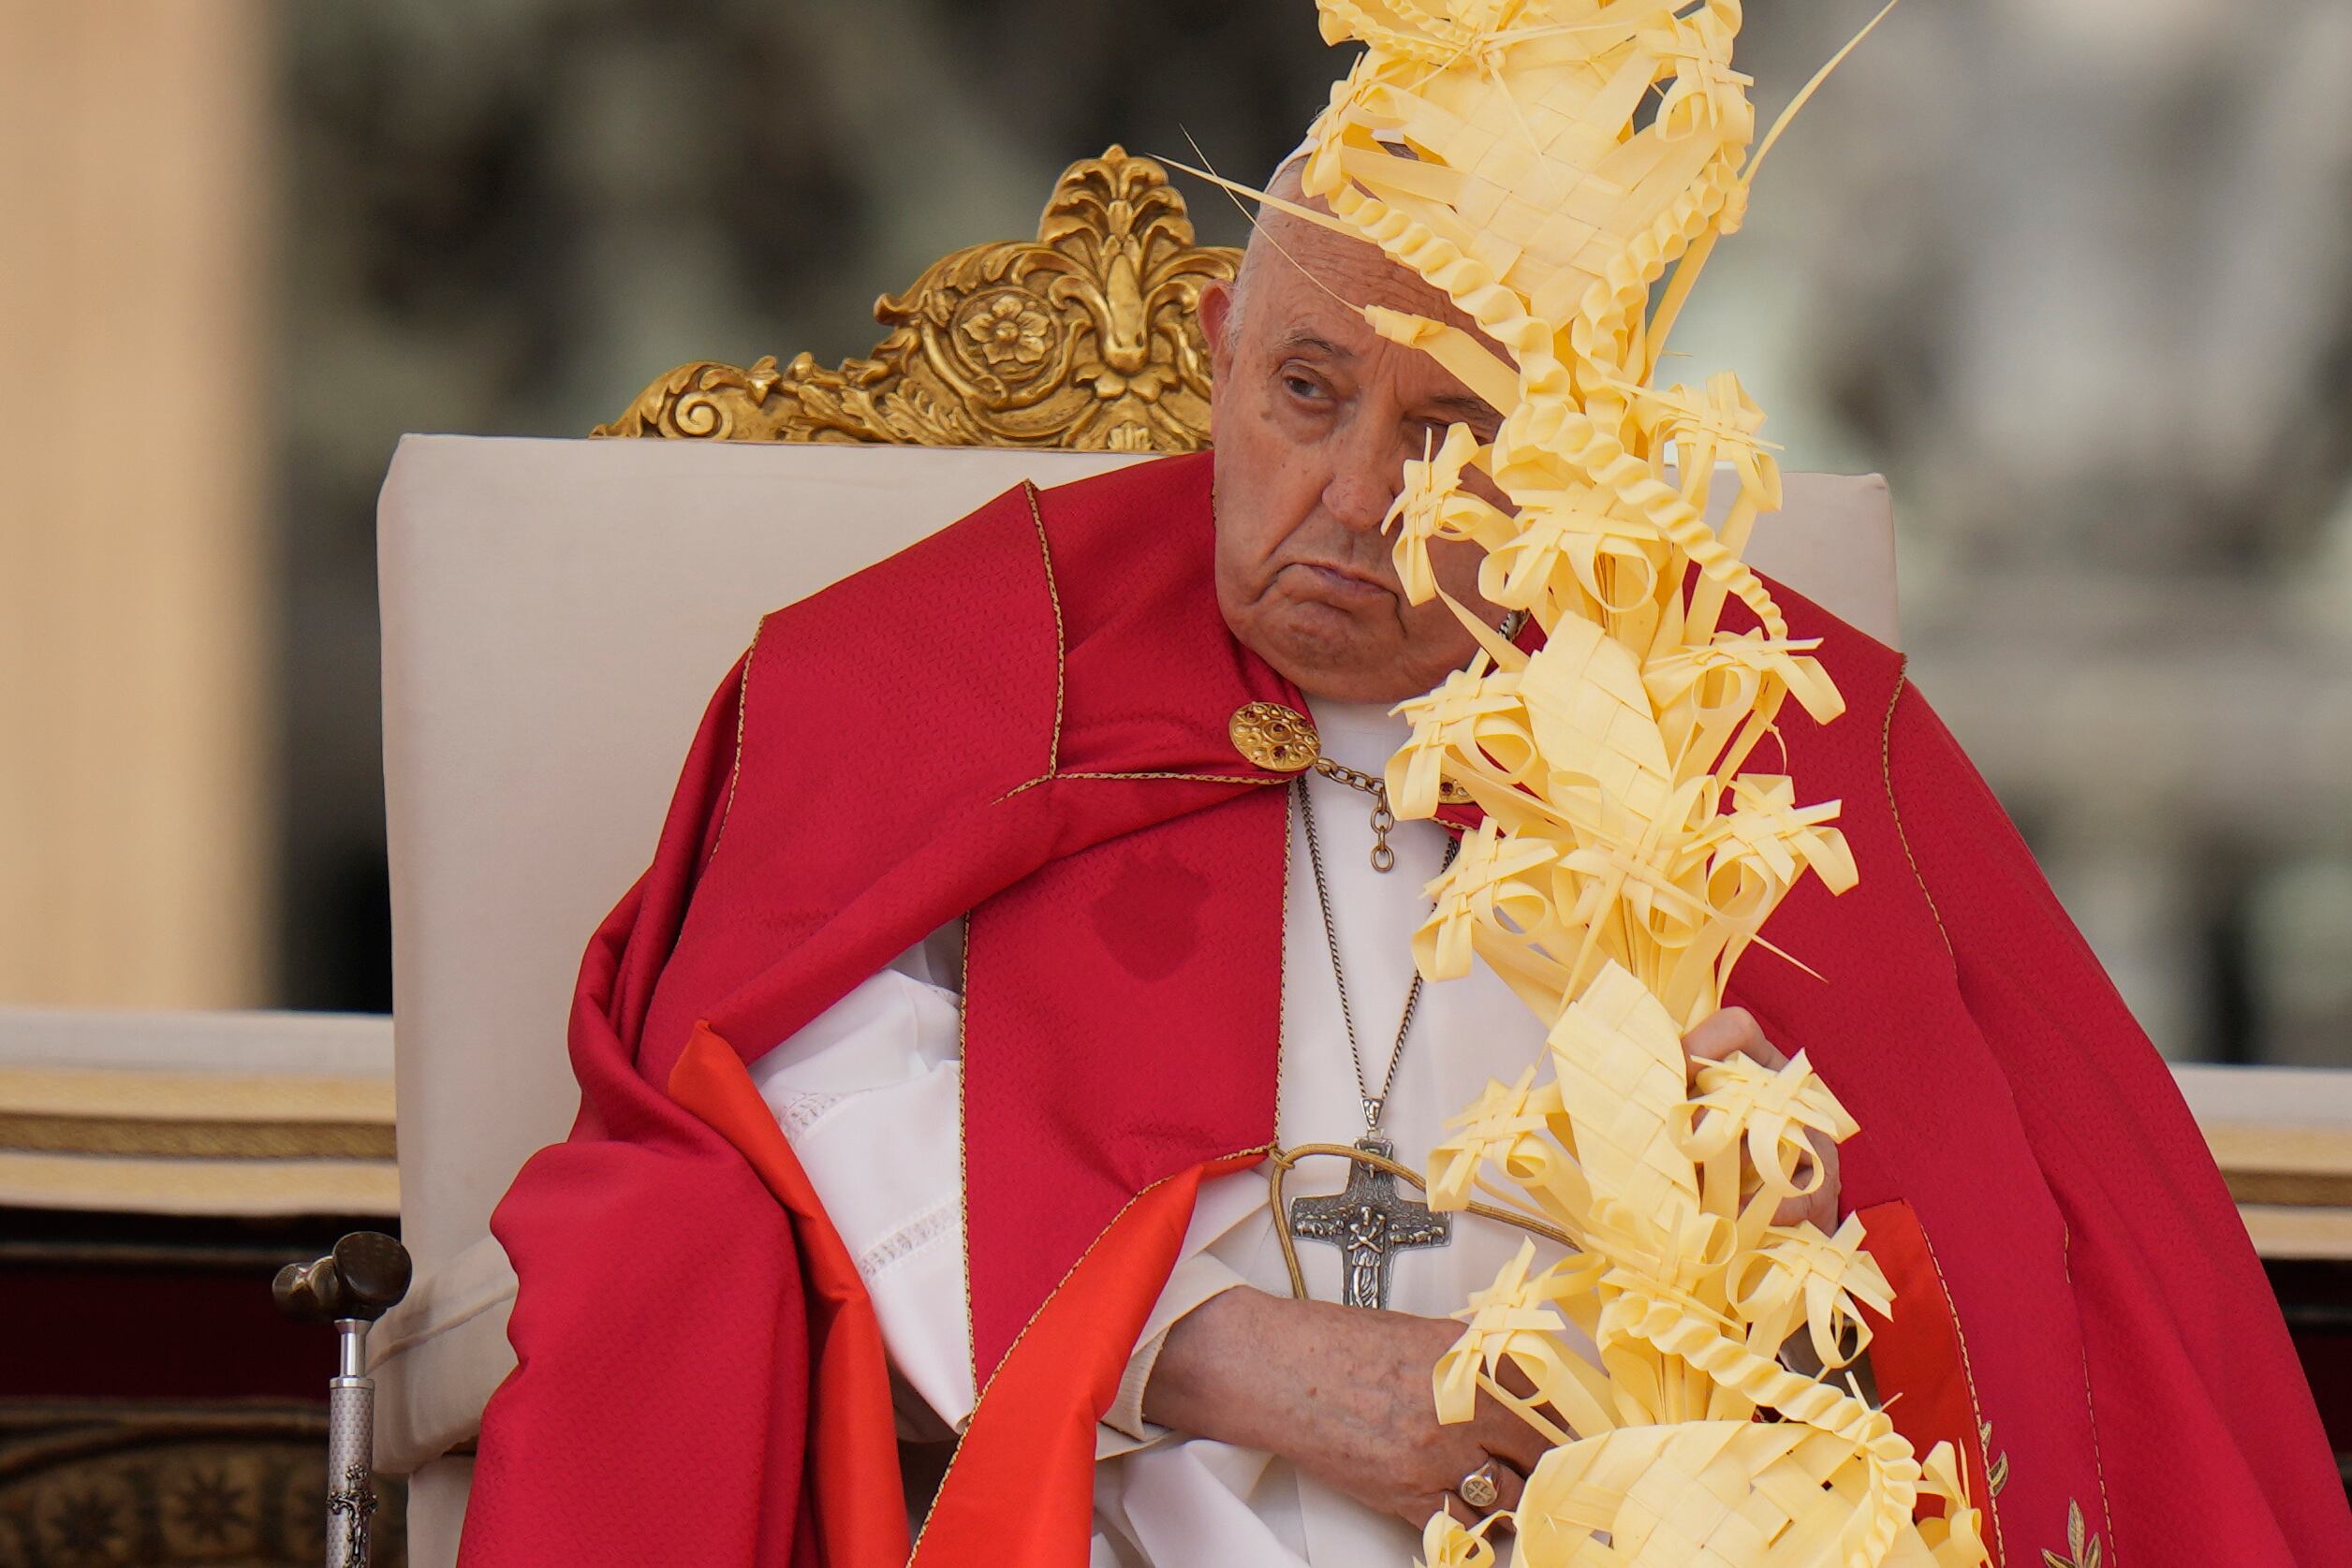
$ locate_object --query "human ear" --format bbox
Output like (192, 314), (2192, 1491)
(1200, 280), (1237, 369)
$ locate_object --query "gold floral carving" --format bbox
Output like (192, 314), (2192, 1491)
(595, 147), (1239, 451)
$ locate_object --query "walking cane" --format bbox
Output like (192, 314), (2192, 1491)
(275, 1231), (413, 1568)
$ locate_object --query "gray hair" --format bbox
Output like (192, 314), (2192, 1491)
(1224, 142), (1316, 339)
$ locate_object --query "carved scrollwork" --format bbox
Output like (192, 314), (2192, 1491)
(595, 147), (1239, 451)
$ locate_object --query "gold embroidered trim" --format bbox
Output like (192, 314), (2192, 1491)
(1909, 1214), (2008, 1565)
(991, 772), (1054, 805)
(1022, 482), (1066, 776)
(957, 910), (979, 1396)
(1978, 1422), (2010, 1498)
(708, 615), (767, 860)
(986, 484), (1299, 807)
(2041, 1500), (2106, 1568)
(908, 1141), (1275, 1565)
(955, 769), (1290, 1429)
(1057, 769), (1285, 785)
(990, 769), (1292, 807)
(2062, 1225), (2121, 1562)
(1273, 782), (1293, 1147)
(1881, 667), (1955, 958)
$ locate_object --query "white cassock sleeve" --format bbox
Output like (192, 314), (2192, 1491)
(744, 921), (1250, 1458)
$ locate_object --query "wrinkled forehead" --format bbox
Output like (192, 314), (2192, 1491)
(1234, 165), (1496, 368)
(1242, 129), (1495, 343)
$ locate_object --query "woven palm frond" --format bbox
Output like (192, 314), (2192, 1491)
(1286, 3), (1990, 1564)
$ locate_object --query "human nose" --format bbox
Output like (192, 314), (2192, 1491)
(1319, 418), (1406, 535)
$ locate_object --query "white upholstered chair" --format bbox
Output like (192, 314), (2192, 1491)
(368, 430), (1900, 1564)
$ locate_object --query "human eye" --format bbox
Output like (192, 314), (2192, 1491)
(1427, 413), (1496, 448)
(1278, 364), (1332, 409)
(1405, 418), (1463, 456)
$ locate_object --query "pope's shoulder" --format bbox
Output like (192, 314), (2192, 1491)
(1737, 570), (1909, 814)
(1771, 573), (1904, 718)
(703, 450), (1231, 813)
(738, 448), (1215, 657)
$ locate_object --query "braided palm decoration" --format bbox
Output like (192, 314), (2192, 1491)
(1272, 3), (1992, 1563)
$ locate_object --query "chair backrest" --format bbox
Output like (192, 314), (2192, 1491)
(380, 438), (1132, 1276)
(377, 436), (1897, 1281)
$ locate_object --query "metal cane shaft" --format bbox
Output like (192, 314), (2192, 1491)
(274, 1234), (407, 1568)
(326, 1323), (381, 1568)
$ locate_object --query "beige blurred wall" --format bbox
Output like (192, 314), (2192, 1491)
(0, 2), (271, 1005)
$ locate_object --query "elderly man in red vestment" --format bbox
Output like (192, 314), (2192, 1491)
(452, 0), (2352, 1536)
(445, 132), (2352, 1562)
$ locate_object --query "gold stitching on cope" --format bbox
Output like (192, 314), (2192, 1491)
(1880, 668), (1954, 958)
(1912, 1215), (2007, 1564)
(1022, 482), (1066, 777)
(956, 911), (979, 1398)
(707, 615), (767, 861)
(2062, 1225), (2121, 1564)
(988, 770), (1292, 808)
(2040, 1500), (2107, 1568)
(908, 1143), (1273, 1566)
(1978, 1421), (2011, 1498)
(1059, 770), (1286, 785)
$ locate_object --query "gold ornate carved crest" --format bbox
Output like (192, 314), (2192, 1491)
(595, 147), (1238, 451)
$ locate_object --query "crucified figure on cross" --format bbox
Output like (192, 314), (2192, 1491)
(1286, 1137), (1452, 1310)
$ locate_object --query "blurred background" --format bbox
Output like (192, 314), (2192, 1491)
(4, 0), (2349, 1050)
(5, 3), (2351, 1561)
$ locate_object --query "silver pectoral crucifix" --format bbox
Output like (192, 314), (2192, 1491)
(1286, 1136), (1452, 1310)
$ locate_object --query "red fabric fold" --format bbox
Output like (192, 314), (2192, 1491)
(1723, 589), (2350, 1565)
(463, 456), (1297, 1565)
(912, 1153), (1264, 1567)
(1887, 684), (2345, 1562)
(462, 454), (2348, 1566)
(668, 1021), (911, 1567)
(1854, 1200), (1995, 1517)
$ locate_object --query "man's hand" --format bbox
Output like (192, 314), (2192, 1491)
(1141, 1287), (1550, 1527)
(1139, 1015), (1835, 1527)
(1680, 1006), (1841, 1234)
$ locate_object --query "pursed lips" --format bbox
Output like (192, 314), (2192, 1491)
(1278, 559), (1394, 605)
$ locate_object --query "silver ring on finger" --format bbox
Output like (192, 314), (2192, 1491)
(1458, 1460), (1501, 1511)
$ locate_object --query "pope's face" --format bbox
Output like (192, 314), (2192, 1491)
(1200, 198), (1507, 705)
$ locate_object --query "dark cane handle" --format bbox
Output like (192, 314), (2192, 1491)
(274, 1232), (413, 1324)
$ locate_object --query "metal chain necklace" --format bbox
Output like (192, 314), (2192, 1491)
(1286, 774), (1460, 1307)
(1297, 773), (1448, 1132)
(1311, 725), (1479, 873)
(1307, 606), (1523, 870)
(1311, 756), (1404, 872)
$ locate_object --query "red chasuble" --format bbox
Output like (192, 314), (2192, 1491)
(460, 452), (2349, 1568)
